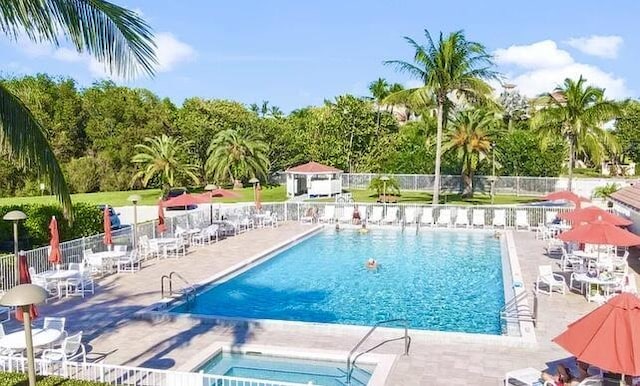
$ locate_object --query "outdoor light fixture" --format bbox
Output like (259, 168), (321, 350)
(3, 210), (27, 285)
(127, 195), (141, 249)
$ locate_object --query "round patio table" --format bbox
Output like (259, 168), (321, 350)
(0, 328), (63, 350)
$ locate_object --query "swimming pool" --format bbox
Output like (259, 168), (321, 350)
(198, 351), (373, 385)
(172, 228), (505, 334)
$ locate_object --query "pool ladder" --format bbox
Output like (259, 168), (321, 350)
(345, 318), (411, 385)
(500, 291), (537, 329)
(160, 271), (197, 305)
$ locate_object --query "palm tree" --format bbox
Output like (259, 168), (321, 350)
(443, 110), (497, 198)
(369, 78), (406, 130)
(385, 29), (496, 204)
(205, 128), (270, 186)
(0, 0), (156, 216)
(530, 76), (620, 191)
(131, 135), (199, 191)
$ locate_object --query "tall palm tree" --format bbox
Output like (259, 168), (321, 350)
(205, 128), (270, 186)
(1, 0), (156, 216)
(132, 135), (199, 191)
(369, 78), (406, 130)
(385, 29), (496, 204)
(530, 76), (620, 191)
(444, 110), (497, 198)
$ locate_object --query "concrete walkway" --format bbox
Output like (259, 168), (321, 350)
(14, 224), (638, 385)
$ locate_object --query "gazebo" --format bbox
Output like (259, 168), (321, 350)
(285, 161), (343, 198)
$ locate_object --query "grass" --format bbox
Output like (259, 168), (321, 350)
(307, 189), (538, 205)
(0, 372), (109, 385)
(0, 185), (288, 207)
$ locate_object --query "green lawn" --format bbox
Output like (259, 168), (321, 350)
(307, 189), (538, 205)
(0, 185), (287, 207)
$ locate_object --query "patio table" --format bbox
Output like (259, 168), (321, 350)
(38, 269), (81, 298)
(572, 273), (620, 302)
(0, 328), (63, 350)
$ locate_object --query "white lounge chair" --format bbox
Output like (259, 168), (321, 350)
(471, 209), (485, 228)
(455, 209), (469, 228)
(492, 209), (506, 229)
(535, 265), (566, 296)
(515, 210), (530, 230)
(358, 205), (368, 224)
(41, 331), (86, 363)
(382, 207), (398, 225)
(436, 209), (451, 227)
(404, 207), (418, 225)
(338, 206), (355, 224)
(419, 208), (434, 227)
(300, 207), (317, 223)
(369, 206), (384, 225)
(116, 250), (141, 273)
(319, 206), (335, 223)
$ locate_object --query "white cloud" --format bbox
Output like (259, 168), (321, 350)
(52, 47), (83, 62)
(154, 32), (196, 72)
(566, 35), (623, 59)
(494, 40), (573, 69)
(494, 40), (631, 99)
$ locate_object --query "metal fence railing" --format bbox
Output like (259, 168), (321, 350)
(0, 355), (307, 386)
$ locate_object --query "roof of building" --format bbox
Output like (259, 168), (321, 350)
(285, 161), (343, 174)
(611, 184), (640, 210)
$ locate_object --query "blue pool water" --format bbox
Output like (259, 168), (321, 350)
(173, 229), (505, 334)
(199, 352), (372, 385)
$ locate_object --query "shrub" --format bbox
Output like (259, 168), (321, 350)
(0, 203), (102, 251)
(65, 156), (102, 193)
(593, 183), (620, 199)
(369, 175), (400, 196)
(0, 372), (109, 385)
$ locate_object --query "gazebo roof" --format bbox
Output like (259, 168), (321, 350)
(285, 161), (343, 175)
(611, 184), (640, 211)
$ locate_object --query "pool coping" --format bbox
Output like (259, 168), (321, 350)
(179, 341), (396, 386)
(136, 225), (538, 349)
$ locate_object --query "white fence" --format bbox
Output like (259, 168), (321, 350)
(0, 355), (307, 386)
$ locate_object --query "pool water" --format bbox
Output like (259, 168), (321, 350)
(173, 229), (505, 334)
(199, 352), (372, 386)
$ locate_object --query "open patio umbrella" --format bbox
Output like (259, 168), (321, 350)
(199, 189), (241, 222)
(558, 218), (640, 247)
(157, 200), (167, 234)
(48, 216), (61, 267)
(543, 191), (590, 208)
(103, 206), (113, 246)
(15, 251), (38, 321)
(558, 206), (632, 227)
(162, 192), (210, 207)
(553, 293), (640, 382)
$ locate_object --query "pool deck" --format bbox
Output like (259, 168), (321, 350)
(14, 222), (639, 385)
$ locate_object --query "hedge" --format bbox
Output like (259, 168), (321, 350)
(0, 372), (109, 385)
(0, 203), (102, 252)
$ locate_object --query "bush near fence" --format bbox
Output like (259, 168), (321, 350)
(0, 372), (109, 385)
(0, 204), (102, 252)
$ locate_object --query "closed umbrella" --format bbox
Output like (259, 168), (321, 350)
(103, 206), (113, 246)
(157, 201), (167, 234)
(558, 206), (632, 227)
(48, 216), (61, 267)
(553, 293), (640, 382)
(15, 252), (38, 321)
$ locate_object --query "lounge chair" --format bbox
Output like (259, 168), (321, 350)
(404, 207), (418, 225)
(369, 206), (384, 225)
(535, 265), (566, 296)
(319, 205), (335, 223)
(471, 209), (485, 228)
(358, 205), (368, 224)
(116, 250), (141, 274)
(492, 209), (506, 228)
(382, 207), (398, 225)
(545, 211), (558, 225)
(300, 207), (317, 223)
(419, 208), (434, 227)
(455, 209), (469, 228)
(338, 206), (355, 224)
(436, 209), (451, 227)
(515, 210), (530, 230)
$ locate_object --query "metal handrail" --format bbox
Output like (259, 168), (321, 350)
(160, 271), (197, 303)
(500, 292), (537, 327)
(345, 319), (411, 385)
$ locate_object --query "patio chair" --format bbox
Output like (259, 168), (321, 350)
(113, 245), (127, 253)
(368, 206), (384, 225)
(515, 210), (530, 230)
(338, 206), (355, 224)
(116, 250), (141, 274)
(419, 208), (434, 227)
(436, 209), (451, 227)
(545, 211), (558, 225)
(41, 331), (86, 363)
(358, 205), (368, 224)
(492, 209), (506, 229)
(300, 207), (317, 223)
(163, 239), (187, 258)
(262, 211), (278, 228)
(382, 207), (398, 225)
(404, 207), (417, 225)
(43, 317), (66, 333)
(535, 265), (566, 296)
(560, 247), (583, 272)
(31, 273), (58, 301)
(454, 209), (469, 228)
(65, 265), (95, 297)
(471, 209), (485, 228)
(319, 205), (335, 223)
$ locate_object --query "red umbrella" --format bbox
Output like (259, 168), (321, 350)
(255, 183), (262, 211)
(543, 191), (590, 208)
(157, 200), (167, 234)
(15, 252), (38, 321)
(48, 216), (62, 266)
(553, 293), (640, 377)
(103, 206), (113, 246)
(163, 193), (209, 207)
(558, 219), (640, 247)
(558, 206), (632, 227)
(201, 188), (241, 199)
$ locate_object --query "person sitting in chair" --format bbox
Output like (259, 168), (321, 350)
(541, 361), (589, 386)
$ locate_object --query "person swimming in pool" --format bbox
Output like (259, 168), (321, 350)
(366, 258), (378, 270)
(359, 223), (369, 234)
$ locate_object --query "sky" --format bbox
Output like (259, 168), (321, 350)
(1, 1), (638, 112)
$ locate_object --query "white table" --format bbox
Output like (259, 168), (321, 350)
(91, 251), (127, 260)
(38, 270), (81, 298)
(0, 328), (63, 350)
(505, 367), (543, 386)
(572, 273), (620, 302)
